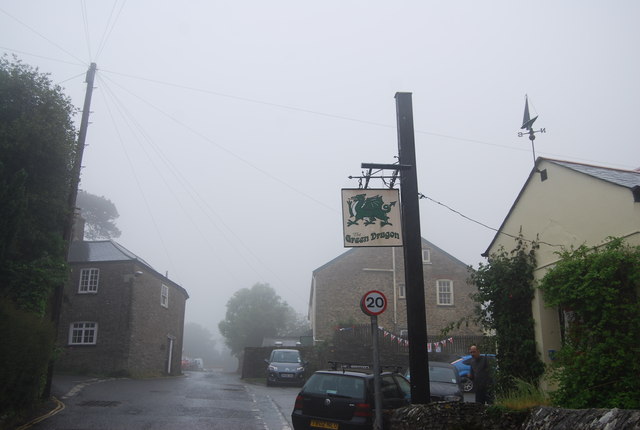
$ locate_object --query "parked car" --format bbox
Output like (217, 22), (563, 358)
(404, 361), (464, 402)
(291, 362), (410, 430)
(265, 349), (307, 387)
(450, 354), (496, 392)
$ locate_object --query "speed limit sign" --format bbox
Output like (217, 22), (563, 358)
(360, 290), (387, 316)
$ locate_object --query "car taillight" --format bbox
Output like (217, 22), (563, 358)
(293, 395), (304, 411)
(354, 403), (372, 417)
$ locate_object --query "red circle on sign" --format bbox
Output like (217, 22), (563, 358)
(360, 290), (387, 316)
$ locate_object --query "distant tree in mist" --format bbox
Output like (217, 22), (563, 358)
(183, 322), (238, 370)
(76, 190), (121, 240)
(218, 283), (291, 357)
(280, 306), (311, 337)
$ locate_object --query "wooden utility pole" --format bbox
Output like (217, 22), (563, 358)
(44, 62), (97, 397)
(395, 92), (430, 403)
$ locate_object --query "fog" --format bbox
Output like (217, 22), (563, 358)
(2, 2), (638, 338)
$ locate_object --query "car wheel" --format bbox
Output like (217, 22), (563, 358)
(266, 379), (272, 387)
(461, 377), (474, 393)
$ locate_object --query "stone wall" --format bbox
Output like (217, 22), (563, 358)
(56, 260), (188, 377)
(56, 261), (136, 375)
(390, 403), (640, 430)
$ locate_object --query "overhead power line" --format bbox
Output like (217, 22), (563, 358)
(98, 69), (635, 171)
(0, 6), (86, 64)
(418, 193), (562, 249)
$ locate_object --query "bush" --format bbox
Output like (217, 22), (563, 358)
(539, 238), (640, 409)
(0, 298), (55, 427)
(496, 378), (550, 410)
(470, 236), (546, 394)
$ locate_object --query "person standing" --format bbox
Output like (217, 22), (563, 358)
(463, 344), (493, 404)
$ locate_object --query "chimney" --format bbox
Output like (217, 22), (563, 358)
(71, 210), (85, 242)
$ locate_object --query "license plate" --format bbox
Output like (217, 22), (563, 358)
(280, 373), (294, 378)
(310, 420), (339, 429)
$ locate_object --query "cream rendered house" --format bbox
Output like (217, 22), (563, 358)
(484, 157), (640, 365)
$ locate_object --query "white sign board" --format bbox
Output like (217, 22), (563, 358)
(341, 188), (403, 247)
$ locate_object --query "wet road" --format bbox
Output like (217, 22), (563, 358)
(31, 370), (299, 430)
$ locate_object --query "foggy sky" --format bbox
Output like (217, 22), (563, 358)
(2, 1), (639, 338)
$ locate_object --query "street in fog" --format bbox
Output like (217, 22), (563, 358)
(30, 370), (476, 429)
(32, 370), (297, 430)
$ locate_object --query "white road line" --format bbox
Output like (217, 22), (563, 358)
(265, 394), (292, 430)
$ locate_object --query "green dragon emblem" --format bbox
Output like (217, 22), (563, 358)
(346, 193), (397, 227)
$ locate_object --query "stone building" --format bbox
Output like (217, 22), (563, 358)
(309, 238), (481, 342)
(55, 239), (189, 377)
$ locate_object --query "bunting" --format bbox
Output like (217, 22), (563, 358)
(335, 326), (455, 352)
(378, 328), (454, 351)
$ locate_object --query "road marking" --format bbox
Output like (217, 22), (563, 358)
(265, 394), (292, 430)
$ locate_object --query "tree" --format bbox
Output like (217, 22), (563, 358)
(539, 238), (640, 409)
(470, 235), (545, 393)
(76, 190), (121, 239)
(218, 283), (290, 356)
(279, 307), (311, 337)
(0, 55), (76, 314)
(0, 55), (76, 425)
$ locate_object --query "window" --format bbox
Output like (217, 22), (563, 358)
(78, 268), (99, 293)
(397, 283), (406, 299)
(437, 279), (453, 305)
(69, 322), (97, 345)
(422, 248), (431, 264)
(161, 284), (169, 308)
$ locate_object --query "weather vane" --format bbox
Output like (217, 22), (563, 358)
(518, 95), (546, 166)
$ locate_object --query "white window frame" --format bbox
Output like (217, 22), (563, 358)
(161, 284), (169, 308)
(397, 283), (406, 299)
(422, 248), (431, 264)
(69, 322), (98, 345)
(78, 268), (100, 293)
(436, 279), (453, 305)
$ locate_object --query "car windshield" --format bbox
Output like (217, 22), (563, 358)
(271, 350), (300, 363)
(429, 366), (457, 384)
(303, 374), (365, 399)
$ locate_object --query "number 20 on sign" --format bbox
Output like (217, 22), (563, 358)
(360, 290), (387, 316)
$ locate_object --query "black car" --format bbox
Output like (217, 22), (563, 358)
(291, 363), (411, 430)
(265, 349), (307, 386)
(404, 361), (464, 402)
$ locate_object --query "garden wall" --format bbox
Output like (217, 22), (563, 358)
(390, 403), (640, 430)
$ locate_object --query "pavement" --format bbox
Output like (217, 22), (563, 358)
(49, 374), (108, 400)
(14, 374), (105, 429)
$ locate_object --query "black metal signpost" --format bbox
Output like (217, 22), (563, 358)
(395, 92), (430, 403)
(348, 92), (430, 404)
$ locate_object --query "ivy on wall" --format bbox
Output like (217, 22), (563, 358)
(470, 235), (545, 393)
(539, 238), (640, 409)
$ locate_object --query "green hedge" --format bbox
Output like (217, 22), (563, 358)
(0, 298), (55, 427)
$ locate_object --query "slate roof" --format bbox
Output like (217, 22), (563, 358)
(68, 240), (153, 267)
(68, 240), (188, 298)
(549, 159), (640, 189)
(311, 237), (469, 275)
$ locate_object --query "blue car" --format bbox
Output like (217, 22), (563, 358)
(450, 354), (496, 392)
